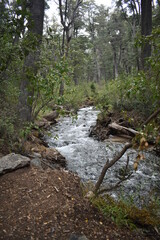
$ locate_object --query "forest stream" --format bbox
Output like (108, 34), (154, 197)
(46, 107), (160, 206)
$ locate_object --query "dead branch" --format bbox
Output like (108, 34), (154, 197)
(142, 107), (160, 127)
(97, 172), (133, 195)
(41, 159), (56, 170)
(94, 143), (132, 194)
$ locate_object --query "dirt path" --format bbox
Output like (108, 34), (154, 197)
(0, 166), (158, 240)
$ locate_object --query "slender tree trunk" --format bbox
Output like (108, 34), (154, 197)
(113, 51), (118, 79)
(19, 0), (45, 122)
(141, 0), (152, 69)
(95, 48), (101, 83)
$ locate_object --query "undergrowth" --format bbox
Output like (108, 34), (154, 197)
(62, 82), (101, 111)
(97, 72), (160, 118)
(92, 194), (160, 230)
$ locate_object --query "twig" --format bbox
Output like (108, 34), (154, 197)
(41, 159), (55, 169)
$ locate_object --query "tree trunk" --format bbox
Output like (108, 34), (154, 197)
(19, 0), (45, 122)
(58, 0), (82, 95)
(141, 0), (152, 68)
(113, 51), (118, 79)
(95, 48), (101, 83)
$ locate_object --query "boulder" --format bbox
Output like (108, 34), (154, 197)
(23, 139), (66, 169)
(23, 141), (46, 155)
(43, 111), (59, 123)
(30, 158), (42, 168)
(0, 153), (30, 175)
(35, 118), (52, 129)
(42, 148), (66, 168)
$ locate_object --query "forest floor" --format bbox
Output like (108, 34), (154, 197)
(0, 165), (159, 240)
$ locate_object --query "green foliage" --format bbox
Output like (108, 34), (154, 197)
(102, 70), (160, 117)
(93, 195), (136, 228)
(98, 26), (160, 118)
(92, 194), (160, 229)
(31, 54), (72, 118)
(63, 83), (93, 111)
(90, 82), (96, 94)
(0, 101), (19, 152)
(19, 122), (36, 139)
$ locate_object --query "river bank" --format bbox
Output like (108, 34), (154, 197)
(0, 106), (160, 239)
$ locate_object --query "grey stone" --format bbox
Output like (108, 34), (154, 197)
(32, 152), (42, 158)
(69, 234), (88, 240)
(30, 158), (42, 168)
(0, 153), (30, 175)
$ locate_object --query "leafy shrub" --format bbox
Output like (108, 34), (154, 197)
(63, 83), (92, 111)
(102, 71), (159, 117)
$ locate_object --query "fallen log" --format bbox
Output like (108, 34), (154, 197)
(108, 122), (139, 137)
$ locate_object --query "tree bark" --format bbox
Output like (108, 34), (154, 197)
(19, 0), (45, 122)
(113, 50), (118, 79)
(141, 0), (152, 68)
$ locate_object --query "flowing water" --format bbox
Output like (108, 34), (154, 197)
(46, 107), (160, 205)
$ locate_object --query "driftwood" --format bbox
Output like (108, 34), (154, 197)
(94, 143), (132, 194)
(108, 122), (139, 137)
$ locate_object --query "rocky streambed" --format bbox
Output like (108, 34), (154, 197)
(45, 107), (160, 206)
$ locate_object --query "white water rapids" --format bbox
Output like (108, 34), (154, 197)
(46, 107), (160, 205)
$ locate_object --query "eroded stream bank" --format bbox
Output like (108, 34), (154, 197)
(46, 107), (160, 205)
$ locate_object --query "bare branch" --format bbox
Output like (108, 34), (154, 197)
(143, 107), (160, 127)
(94, 143), (132, 194)
(97, 172), (133, 195)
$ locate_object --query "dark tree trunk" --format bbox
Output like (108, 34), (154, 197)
(141, 0), (152, 68)
(113, 51), (118, 79)
(19, 0), (45, 122)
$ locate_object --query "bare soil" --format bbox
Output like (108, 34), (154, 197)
(0, 166), (158, 240)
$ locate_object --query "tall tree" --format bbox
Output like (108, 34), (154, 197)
(141, 0), (152, 68)
(19, 0), (45, 122)
(58, 0), (82, 95)
(116, 0), (141, 71)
